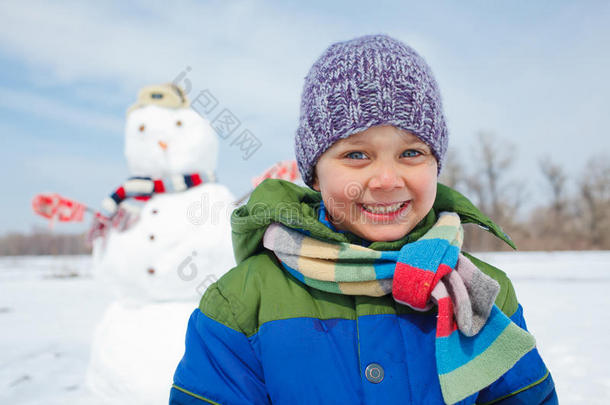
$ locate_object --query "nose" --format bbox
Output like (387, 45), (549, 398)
(158, 140), (168, 150)
(368, 163), (405, 190)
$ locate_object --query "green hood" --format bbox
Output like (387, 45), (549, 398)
(231, 179), (515, 265)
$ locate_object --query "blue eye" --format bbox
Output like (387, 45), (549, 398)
(346, 151), (367, 160)
(402, 149), (421, 158)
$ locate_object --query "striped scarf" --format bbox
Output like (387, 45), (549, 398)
(100, 172), (215, 219)
(262, 211), (535, 405)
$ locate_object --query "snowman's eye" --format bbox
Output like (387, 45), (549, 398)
(139, 124), (145, 133)
(176, 120), (182, 127)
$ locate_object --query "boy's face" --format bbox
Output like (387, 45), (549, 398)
(312, 125), (438, 242)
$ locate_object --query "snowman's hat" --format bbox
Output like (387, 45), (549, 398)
(127, 83), (189, 114)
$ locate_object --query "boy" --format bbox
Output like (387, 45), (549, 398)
(170, 34), (557, 404)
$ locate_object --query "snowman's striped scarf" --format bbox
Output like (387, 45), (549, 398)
(263, 212), (535, 405)
(100, 172), (215, 218)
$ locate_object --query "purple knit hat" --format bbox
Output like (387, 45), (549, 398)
(295, 34), (448, 188)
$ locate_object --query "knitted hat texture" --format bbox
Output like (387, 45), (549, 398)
(295, 34), (448, 187)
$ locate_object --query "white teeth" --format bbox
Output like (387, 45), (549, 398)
(362, 202), (405, 214)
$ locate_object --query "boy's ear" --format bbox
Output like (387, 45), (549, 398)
(312, 174), (320, 192)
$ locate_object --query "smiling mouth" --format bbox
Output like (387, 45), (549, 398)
(359, 201), (409, 215)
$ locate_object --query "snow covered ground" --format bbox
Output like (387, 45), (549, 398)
(0, 251), (609, 404)
(475, 251), (610, 404)
(0, 256), (113, 405)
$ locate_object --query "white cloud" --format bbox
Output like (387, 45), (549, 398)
(0, 87), (124, 134)
(0, 0), (344, 116)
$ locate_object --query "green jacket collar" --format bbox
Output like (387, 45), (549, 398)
(231, 179), (514, 264)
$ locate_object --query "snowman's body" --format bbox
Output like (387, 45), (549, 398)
(91, 183), (235, 303)
(86, 301), (194, 405)
(86, 86), (235, 404)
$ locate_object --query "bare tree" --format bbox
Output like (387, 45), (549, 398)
(539, 157), (568, 218)
(525, 156), (579, 250)
(458, 132), (527, 251)
(436, 136), (609, 251)
(466, 132), (525, 225)
(579, 155), (610, 248)
(0, 228), (91, 256)
(439, 148), (466, 192)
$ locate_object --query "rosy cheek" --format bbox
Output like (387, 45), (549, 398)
(425, 183), (438, 206)
(329, 181), (353, 202)
(413, 170), (437, 206)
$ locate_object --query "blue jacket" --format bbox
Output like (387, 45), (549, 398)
(171, 180), (557, 404)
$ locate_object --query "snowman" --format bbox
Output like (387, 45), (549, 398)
(86, 83), (236, 404)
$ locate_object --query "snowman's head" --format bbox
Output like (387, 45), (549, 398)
(124, 85), (218, 178)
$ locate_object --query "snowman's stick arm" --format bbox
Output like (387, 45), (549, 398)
(84, 205), (98, 214)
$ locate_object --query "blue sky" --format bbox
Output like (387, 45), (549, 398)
(1, 0), (609, 234)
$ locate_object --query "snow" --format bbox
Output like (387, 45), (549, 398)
(1, 251), (609, 404)
(0, 256), (112, 405)
(476, 251), (610, 403)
